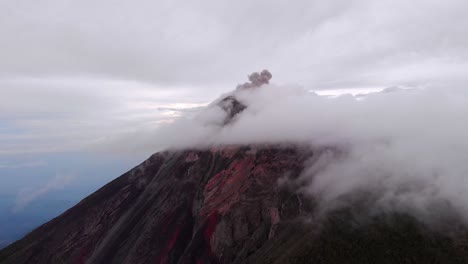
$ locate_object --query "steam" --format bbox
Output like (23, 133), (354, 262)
(137, 81), (468, 223)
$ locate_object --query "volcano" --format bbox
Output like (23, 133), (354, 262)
(2, 72), (468, 264)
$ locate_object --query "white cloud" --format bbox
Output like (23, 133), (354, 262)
(2, 0), (468, 156)
(120, 83), (468, 223)
(1, 0), (468, 86)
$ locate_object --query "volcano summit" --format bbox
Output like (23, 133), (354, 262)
(2, 72), (468, 264)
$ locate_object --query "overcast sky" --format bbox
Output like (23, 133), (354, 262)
(2, 0), (468, 85)
(2, 0), (468, 156)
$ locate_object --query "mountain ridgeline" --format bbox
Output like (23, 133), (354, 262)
(1, 145), (468, 264)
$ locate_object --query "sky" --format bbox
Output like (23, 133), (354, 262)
(2, 0), (468, 157)
(1, 0), (468, 244)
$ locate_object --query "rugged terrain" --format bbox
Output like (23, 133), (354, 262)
(1, 145), (468, 264)
(0, 145), (309, 263)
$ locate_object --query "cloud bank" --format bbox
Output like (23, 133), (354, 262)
(2, 0), (468, 87)
(132, 82), (468, 224)
(2, 0), (468, 156)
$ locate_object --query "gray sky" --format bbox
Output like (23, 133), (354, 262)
(2, 0), (468, 86)
(2, 0), (468, 155)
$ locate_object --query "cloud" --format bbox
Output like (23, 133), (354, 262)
(118, 82), (468, 224)
(13, 173), (74, 212)
(2, 0), (468, 156)
(1, 0), (468, 87)
(0, 76), (210, 155)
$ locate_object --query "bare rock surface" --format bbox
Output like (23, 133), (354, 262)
(1, 145), (468, 264)
(0, 146), (313, 264)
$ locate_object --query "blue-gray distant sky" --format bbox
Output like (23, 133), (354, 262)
(1, 0), (468, 216)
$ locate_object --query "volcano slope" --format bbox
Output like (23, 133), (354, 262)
(1, 145), (468, 264)
(2, 71), (468, 263)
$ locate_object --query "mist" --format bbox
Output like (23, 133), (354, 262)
(118, 81), (468, 224)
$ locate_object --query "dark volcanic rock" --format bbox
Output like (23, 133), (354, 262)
(218, 69), (272, 125)
(0, 146), (312, 264)
(218, 96), (247, 125)
(1, 145), (468, 264)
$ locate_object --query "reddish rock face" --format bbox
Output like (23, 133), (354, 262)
(0, 146), (311, 264)
(2, 145), (468, 264)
